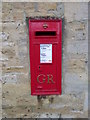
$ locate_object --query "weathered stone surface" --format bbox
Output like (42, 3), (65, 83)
(64, 73), (88, 94)
(37, 113), (61, 118)
(52, 3), (64, 17)
(1, 2), (88, 118)
(66, 59), (86, 72)
(64, 21), (87, 41)
(2, 3), (12, 13)
(0, 82), (2, 119)
(12, 3), (25, 10)
(83, 92), (88, 112)
(0, 32), (9, 40)
(23, 3), (35, 11)
(2, 83), (88, 118)
(64, 2), (88, 22)
(38, 3), (57, 12)
(66, 41), (88, 54)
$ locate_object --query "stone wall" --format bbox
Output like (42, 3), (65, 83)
(1, 2), (88, 118)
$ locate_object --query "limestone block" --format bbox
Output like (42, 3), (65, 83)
(61, 114), (76, 118)
(2, 55), (29, 72)
(23, 3), (35, 11)
(2, 73), (17, 83)
(0, 56), (8, 62)
(65, 53), (88, 61)
(38, 3), (57, 12)
(52, 3), (64, 17)
(68, 21), (86, 31)
(66, 41), (88, 54)
(2, 12), (14, 22)
(37, 113), (60, 118)
(2, 83), (36, 108)
(64, 3), (88, 22)
(0, 32), (9, 41)
(75, 30), (86, 41)
(2, 41), (15, 47)
(25, 11), (54, 18)
(2, 22), (20, 32)
(3, 22), (28, 46)
(2, 65), (24, 73)
(12, 9), (25, 21)
(12, 2), (25, 10)
(2, 3), (12, 13)
(2, 46), (16, 59)
(24, 3), (57, 17)
(64, 21), (87, 41)
(64, 73), (88, 94)
(2, 71), (29, 84)
(66, 59), (86, 72)
(2, 3), (26, 22)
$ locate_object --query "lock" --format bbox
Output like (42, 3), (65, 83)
(39, 66), (40, 70)
(38, 66), (41, 71)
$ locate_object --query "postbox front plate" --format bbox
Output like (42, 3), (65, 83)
(29, 20), (62, 95)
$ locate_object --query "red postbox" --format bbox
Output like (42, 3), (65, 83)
(29, 19), (62, 95)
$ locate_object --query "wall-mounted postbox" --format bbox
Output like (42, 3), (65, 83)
(29, 19), (62, 95)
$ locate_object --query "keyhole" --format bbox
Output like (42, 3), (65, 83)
(39, 66), (40, 70)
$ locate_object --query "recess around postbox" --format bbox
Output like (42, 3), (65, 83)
(29, 19), (62, 95)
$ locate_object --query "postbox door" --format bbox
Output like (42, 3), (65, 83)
(29, 20), (62, 95)
(33, 43), (59, 94)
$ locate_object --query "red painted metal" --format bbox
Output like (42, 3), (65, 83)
(29, 19), (62, 95)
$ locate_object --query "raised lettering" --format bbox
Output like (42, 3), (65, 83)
(37, 74), (45, 83)
(47, 74), (55, 83)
